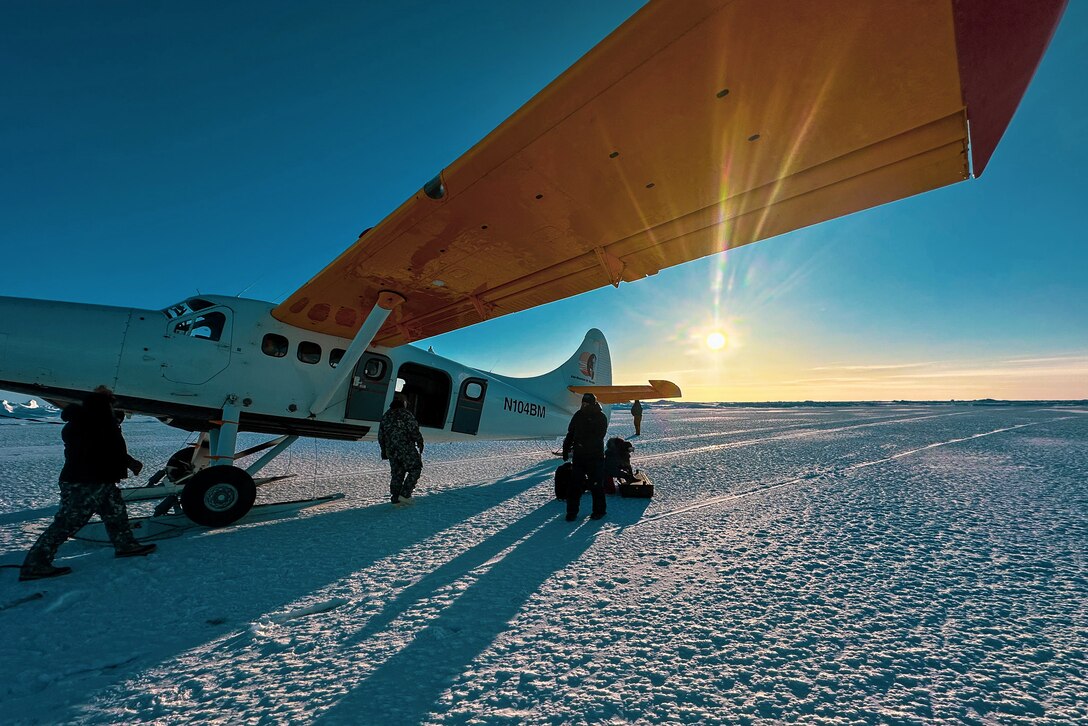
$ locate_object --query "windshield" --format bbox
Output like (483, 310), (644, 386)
(162, 297), (215, 319)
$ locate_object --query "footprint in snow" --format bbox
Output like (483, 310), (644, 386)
(263, 597), (351, 625)
(44, 589), (87, 614)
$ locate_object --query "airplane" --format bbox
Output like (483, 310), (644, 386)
(0, 0), (1067, 528)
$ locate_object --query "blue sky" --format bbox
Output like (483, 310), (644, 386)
(2, 1), (1085, 401)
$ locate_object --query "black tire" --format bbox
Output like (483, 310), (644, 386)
(179, 466), (256, 527)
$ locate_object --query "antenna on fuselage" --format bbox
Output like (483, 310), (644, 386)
(235, 277), (262, 297)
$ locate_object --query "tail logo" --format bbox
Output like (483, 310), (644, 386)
(578, 352), (597, 380)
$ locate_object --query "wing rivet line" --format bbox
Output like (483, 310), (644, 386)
(645, 182), (655, 189)
(716, 88), (730, 98)
(535, 193), (544, 199)
(609, 151), (620, 158)
(748, 133), (761, 141)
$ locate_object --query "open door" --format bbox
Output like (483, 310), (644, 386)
(451, 378), (488, 435)
(345, 353), (392, 422)
(395, 362), (451, 429)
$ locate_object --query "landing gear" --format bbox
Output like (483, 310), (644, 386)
(179, 466), (257, 527)
(135, 397), (299, 528)
(165, 445), (201, 483)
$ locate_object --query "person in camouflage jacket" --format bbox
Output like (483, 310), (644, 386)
(20, 387), (156, 581)
(378, 397), (425, 503)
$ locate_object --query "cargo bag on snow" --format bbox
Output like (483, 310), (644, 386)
(619, 471), (654, 498)
(554, 462), (573, 500)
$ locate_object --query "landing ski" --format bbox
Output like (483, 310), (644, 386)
(73, 493), (344, 544)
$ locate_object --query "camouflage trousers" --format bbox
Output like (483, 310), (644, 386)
(24, 481), (139, 567)
(389, 456), (422, 499)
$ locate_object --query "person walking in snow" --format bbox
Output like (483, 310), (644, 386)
(20, 387), (156, 581)
(631, 399), (643, 436)
(378, 396), (425, 504)
(562, 392), (609, 521)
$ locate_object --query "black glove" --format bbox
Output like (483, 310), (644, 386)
(380, 449), (388, 461)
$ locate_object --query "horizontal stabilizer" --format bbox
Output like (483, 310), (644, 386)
(568, 379), (680, 404)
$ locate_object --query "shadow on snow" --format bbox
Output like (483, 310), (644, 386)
(3, 462), (561, 721)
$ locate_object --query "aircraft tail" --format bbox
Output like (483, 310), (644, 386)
(492, 328), (681, 415)
(495, 329), (612, 415)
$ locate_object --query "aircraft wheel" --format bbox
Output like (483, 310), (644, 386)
(179, 466), (256, 527)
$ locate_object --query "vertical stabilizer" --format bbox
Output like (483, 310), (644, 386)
(491, 329), (611, 415)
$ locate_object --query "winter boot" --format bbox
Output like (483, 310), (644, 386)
(19, 563), (73, 581)
(115, 543), (157, 558)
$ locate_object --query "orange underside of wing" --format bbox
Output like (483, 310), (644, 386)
(569, 380), (682, 405)
(273, 0), (968, 344)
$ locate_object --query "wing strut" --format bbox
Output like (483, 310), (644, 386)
(309, 292), (406, 416)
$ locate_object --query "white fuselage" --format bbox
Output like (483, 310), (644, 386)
(0, 295), (610, 442)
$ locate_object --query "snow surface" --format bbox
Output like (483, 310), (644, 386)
(1, 405), (1085, 724)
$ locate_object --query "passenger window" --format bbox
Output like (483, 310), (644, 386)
(364, 358), (386, 380)
(298, 341), (321, 364)
(329, 348), (346, 368)
(464, 382), (484, 400)
(174, 312), (226, 342)
(262, 333), (288, 358)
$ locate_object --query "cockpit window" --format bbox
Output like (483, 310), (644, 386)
(173, 312), (226, 341)
(163, 297), (215, 319)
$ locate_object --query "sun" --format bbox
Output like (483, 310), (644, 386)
(706, 331), (727, 350)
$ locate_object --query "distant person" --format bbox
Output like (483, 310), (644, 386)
(20, 387), (156, 581)
(562, 392), (608, 521)
(378, 396), (425, 504)
(631, 399), (643, 436)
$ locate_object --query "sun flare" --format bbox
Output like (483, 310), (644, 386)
(706, 331), (727, 350)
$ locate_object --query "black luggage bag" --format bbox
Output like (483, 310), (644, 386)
(554, 462), (573, 500)
(619, 471), (654, 498)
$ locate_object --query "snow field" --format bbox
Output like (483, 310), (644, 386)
(1, 406), (1085, 723)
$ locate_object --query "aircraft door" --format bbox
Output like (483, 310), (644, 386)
(162, 308), (233, 385)
(451, 377), (488, 435)
(345, 353), (392, 421)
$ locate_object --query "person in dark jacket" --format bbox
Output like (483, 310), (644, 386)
(561, 392), (609, 521)
(20, 387), (156, 581)
(631, 399), (643, 436)
(604, 437), (637, 487)
(378, 396), (425, 504)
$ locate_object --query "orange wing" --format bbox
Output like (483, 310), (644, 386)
(273, 0), (1065, 346)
